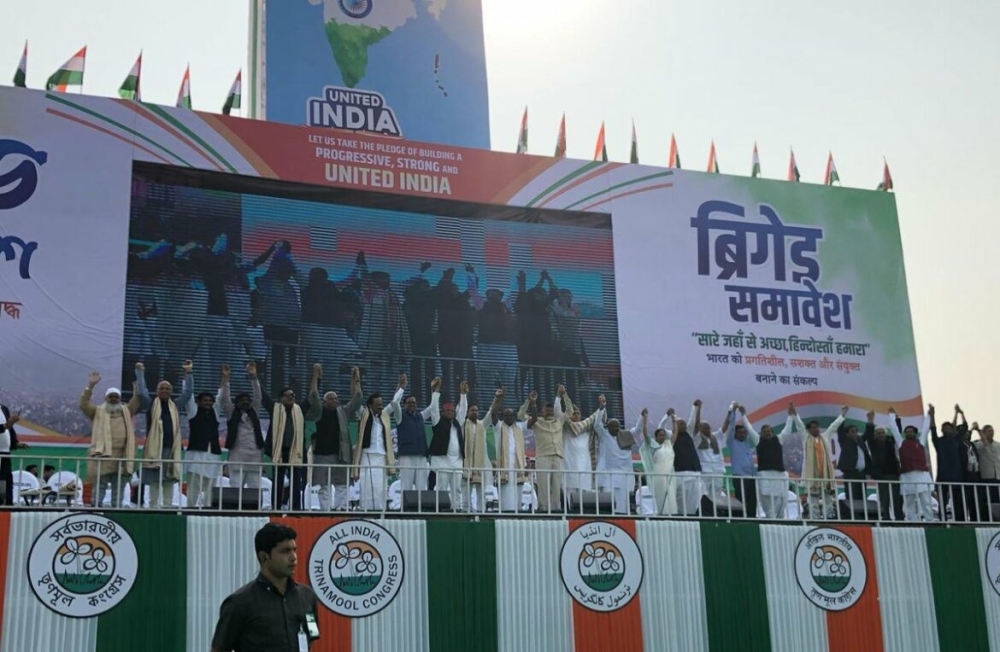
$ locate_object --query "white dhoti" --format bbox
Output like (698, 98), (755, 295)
(757, 470), (789, 519)
(900, 470), (934, 521)
(703, 462), (727, 500)
(358, 452), (386, 511)
(675, 471), (704, 515)
(431, 454), (464, 511)
(498, 477), (520, 513)
(600, 455), (633, 515)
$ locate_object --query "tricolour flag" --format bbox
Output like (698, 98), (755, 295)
(222, 70), (242, 116)
(707, 140), (719, 173)
(176, 65), (191, 109)
(45, 46), (86, 92)
(751, 142), (761, 178)
(788, 148), (801, 182)
(117, 52), (142, 102)
(0, 516), (997, 651)
(515, 106), (528, 154)
(629, 120), (639, 164)
(824, 152), (840, 186)
(668, 133), (681, 169)
(877, 159), (894, 191)
(593, 122), (608, 162)
(554, 113), (566, 158)
(13, 41), (26, 88)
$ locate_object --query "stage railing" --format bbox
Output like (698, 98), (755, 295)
(5, 455), (1000, 525)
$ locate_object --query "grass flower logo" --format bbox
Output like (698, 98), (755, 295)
(794, 527), (867, 611)
(560, 521), (644, 613)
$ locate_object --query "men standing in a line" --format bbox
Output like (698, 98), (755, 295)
(138, 360), (193, 509)
(391, 374), (440, 493)
(593, 396), (642, 515)
(305, 365), (362, 511)
(263, 370), (309, 511)
(351, 375), (395, 511)
(490, 389), (528, 513)
(184, 363), (224, 508)
(740, 404), (796, 520)
(728, 404), (758, 518)
(0, 397), (28, 505)
(837, 418), (873, 516)
(864, 409), (904, 521)
(888, 405), (934, 522)
(220, 363), (266, 494)
(429, 384), (468, 510)
(793, 405), (847, 520)
(518, 387), (576, 512)
(79, 365), (144, 507)
(931, 405), (963, 521)
(463, 384), (501, 512)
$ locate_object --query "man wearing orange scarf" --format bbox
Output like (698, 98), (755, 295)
(793, 404), (847, 519)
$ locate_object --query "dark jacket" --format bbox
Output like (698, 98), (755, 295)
(306, 389), (362, 464)
(428, 418), (464, 457)
(932, 422), (965, 482)
(0, 405), (19, 451)
(837, 423), (874, 474)
(862, 422), (900, 478)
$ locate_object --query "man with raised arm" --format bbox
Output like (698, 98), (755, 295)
(462, 383), (501, 513)
(593, 396), (643, 515)
(640, 408), (677, 515)
(672, 401), (704, 516)
(557, 389), (596, 508)
(351, 371), (395, 511)
(695, 405), (732, 502)
(0, 397), (27, 506)
(261, 373), (308, 512)
(973, 422), (1000, 510)
(184, 364), (225, 508)
(137, 360), (194, 509)
(428, 381), (468, 510)
(955, 405), (983, 522)
(220, 363), (266, 493)
(492, 389), (529, 513)
(79, 364), (145, 507)
(793, 405), (847, 519)
(863, 409), (903, 521)
(888, 405), (934, 521)
(836, 415), (874, 517)
(728, 403), (758, 518)
(391, 374), (440, 493)
(931, 404), (964, 521)
(741, 404), (796, 519)
(517, 385), (582, 512)
(305, 365), (363, 511)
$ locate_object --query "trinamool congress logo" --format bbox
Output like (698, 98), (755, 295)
(309, 520), (404, 617)
(794, 527), (867, 611)
(0, 139), (47, 210)
(985, 531), (1000, 597)
(560, 521), (644, 612)
(27, 514), (139, 618)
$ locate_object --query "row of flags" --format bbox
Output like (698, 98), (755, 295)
(514, 107), (895, 191)
(11, 42), (242, 115)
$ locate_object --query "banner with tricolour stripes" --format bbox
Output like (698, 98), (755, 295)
(1, 514), (999, 651)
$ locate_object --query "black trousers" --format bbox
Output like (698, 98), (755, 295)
(841, 471), (872, 517)
(0, 454), (12, 506)
(274, 449), (306, 511)
(733, 476), (757, 518)
(874, 474), (905, 521)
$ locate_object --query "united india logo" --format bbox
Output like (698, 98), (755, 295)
(559, 521), (644, 612)
(985, 531), (1000, 597)
(309, 520), (404, 617)
(794, 527), (867, 611)
(27, 514), (139, 618)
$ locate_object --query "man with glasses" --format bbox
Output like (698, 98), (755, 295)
(262, 376), (309, 511)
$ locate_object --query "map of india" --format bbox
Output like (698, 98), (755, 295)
(308, 0), (448, 87)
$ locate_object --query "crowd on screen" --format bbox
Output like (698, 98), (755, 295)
(1, 360), (997, 524)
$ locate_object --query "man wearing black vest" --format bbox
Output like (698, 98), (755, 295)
(740, 404), (796, 519)
(863, 410), (904, 521)
(956, 407), (983, 522)
(221, 363), (266, 495)
(305, 364), (362, 511)
(391, 374), (441, 493)
(837, 418), (874, 517)
(0, 400), (27, 506)
(351, 381), (396, 511)
(185, 367), (225, 508)
(428, 383), (468, 511)
(672, 401), (703, 515)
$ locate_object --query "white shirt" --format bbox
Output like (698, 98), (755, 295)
(366, 412), (386, 456)
(0, 427), (10, 453)
(447, 423), (461, 458)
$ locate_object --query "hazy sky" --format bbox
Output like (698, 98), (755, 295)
(4, 0), (998, 423)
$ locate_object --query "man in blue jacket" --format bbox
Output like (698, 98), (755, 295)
(391, 374), (441, 492)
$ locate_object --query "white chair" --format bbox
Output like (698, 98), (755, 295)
(259, 476), (273, 510)
(349, 482), (361, 510)
(484, 485), (499, 511)
(520, 482), (538, 512)
(634, 485), (656, 516)
(47, 471), (83, 506)
(307, 485), (321, 511)
(786, 490), (801, 519)
(387, 480), (402, 511)
(12, 470), (39, 505)
(100, 481), (132, 508)
(214, 476), (231, 487)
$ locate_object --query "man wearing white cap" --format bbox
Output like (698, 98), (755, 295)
(78, 363), (146, 507)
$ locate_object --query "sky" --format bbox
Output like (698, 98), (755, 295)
(3, 0), (998, 424)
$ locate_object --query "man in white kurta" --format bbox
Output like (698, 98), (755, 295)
(695, 407), (732, 501)
(489, 389), (529, 513)
(793, 405), (847, 520)
(594, 395), (641, 515)
(557, 393), (595, 505)
(887, 407), (934, 522)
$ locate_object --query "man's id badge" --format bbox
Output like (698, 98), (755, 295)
(305, 613), (320, 638)
(298, 632), (308, 652)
